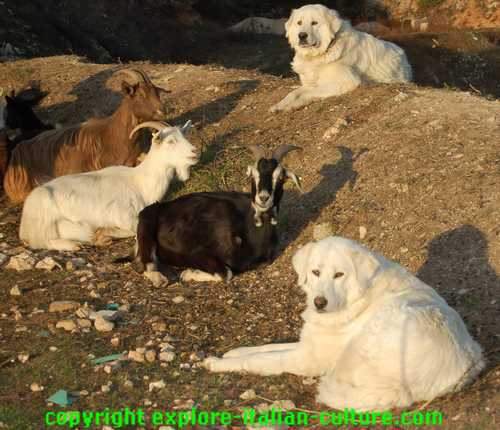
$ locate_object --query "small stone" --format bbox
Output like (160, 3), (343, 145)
(458, 288), (469, 296)
(144, 399), (153, 406)
(172, 296), (185, 304)
(49, 346), (58, 352)
(101, 383), (112, 393)
(77, 318), (92, 328)
(56, 320), (77, 331)
(103, 365), (112, 374)
(6, 252), (35, 271)
(123, 380), (134, 389)
(10, 286), (22, 296)
(189, 351), (204, 362)
(359, 226), (367, 240)
(0, 252), (8, 266)
(18, 353), (30, 363)
(49, 301), (80, 313)
(66, 258), (86, 271)
(400, 247), (409, 254)
(149, 379), (166, 392)
(240, 389), (256, 400)
(94, 316), (115, 332)
(152, 322), (167, 332)
(30, 383), (44, 392)
(145, 350), (156, 362)
(313, 222), (333, 241)
(110, 337), (120, 347)
(144, 271), (168, 287)
(35, 256), (61, 271)
(128, 350), (145, 363)
(159, 351), (175, 362)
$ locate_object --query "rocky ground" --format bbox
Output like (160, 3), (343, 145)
(0, 29), (499, 430)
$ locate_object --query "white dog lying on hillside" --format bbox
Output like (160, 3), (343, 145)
(270, 4), (412, 112)
(204, 237), (484, 411)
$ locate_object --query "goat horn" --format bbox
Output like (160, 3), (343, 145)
(129, 121), (170, 138)
(272, 145), (302, 162)
(248, 144), (267, 161)
(116, 68), (153, 85)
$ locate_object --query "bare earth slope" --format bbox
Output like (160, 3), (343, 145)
(0, 57), (499, 429)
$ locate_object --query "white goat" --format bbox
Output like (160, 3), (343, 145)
(19, 120), (198, 251)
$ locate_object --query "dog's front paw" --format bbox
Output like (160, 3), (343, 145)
(202, 356), (224, 372)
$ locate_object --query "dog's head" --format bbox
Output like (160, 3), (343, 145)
(285, 4), (343, 57)
(292, 237), (381, 318)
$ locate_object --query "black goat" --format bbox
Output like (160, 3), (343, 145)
(130, 144), (302, 283)
(4, 88), (54, 144)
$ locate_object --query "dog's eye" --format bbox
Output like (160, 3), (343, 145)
(297, 20), (302, 25)
(312, 269), (320, 277)
(311, 21), (318, 26)
(334, 272), (344, 279)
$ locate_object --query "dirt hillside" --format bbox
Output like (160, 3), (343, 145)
(0, 32), (499, 430)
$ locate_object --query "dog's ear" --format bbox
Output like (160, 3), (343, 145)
(324, 8), (343, 36)
(292, 241), (314, 286)
(347, 246), (380, 288)
(285, 9), (296, 39)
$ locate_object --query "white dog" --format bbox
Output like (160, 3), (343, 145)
(270, 4), (412, 112)
(204, 237), (484, 411)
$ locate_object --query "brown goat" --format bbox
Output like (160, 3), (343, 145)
(3, 69), (169, 203)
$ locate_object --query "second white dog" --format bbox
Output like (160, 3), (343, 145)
(270, 4), (412, 112)
(204, 236), (484, 411)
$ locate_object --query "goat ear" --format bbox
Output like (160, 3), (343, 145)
(121, 81), (138, 97)
(285, 169), (303, 193)
(292, 242), (314, 286)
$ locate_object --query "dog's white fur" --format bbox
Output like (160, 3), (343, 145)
(270, 4), (412, 112)
(204, 236), (484, 411)
(19, 122), (198, 251)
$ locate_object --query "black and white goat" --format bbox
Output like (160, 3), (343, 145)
(129, 144), (302, 283)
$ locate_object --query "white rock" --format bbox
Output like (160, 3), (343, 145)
(313, 222), (333, 241)
(94, 316), (115, 332)
(18, 353), (30, 363)
(159, 351), (175, 362)
(240, 389), (256, 400)
(145, 350), (156, 362)
(49, 346), (58, 352)
(359, 226), (367, 240)
(0, 252), (8, 265)
(144, 271), (168, 287)
(56, 320), (77, 331)
(49, 301), (80, 313)
(128, 350), (145, 363)
(10, 286), (22, 296)
(172, 296), (185, 304)
(6, 252), (35, 271)
(35, 256), (62, 271)
(30, 382), (44, 392)
(123, 380), (134, 389)
(77, 318), (92, 328)
(110, 337), (120, 347)
(149, 379), (166, 392)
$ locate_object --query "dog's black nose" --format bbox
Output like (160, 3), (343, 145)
(299, 32), (308, 41)
(314, 296), (328, 310)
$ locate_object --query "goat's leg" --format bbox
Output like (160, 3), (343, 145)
(179, 255), (231, 283)
(56, 220), (94, 244)
(204, 345), (317, 376)
(223, 343), (296, 358)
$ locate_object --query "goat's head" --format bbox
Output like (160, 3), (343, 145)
(116, 69), (170, 122)
(247, 144), (302, 212)
(130, 120), (199, 181)
(4, 92), (48, 131)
